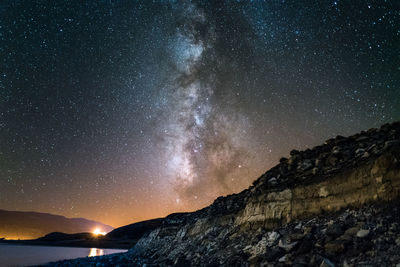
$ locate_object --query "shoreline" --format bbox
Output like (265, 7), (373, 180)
(0, 239), (133, 250)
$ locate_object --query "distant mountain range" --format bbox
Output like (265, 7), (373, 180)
(0, 209), (113, 239)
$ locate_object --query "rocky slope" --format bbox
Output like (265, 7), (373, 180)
(50, 121), (400, 266)
(106, 218), (163, 241)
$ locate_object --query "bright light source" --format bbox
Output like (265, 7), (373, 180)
(92, 228), (106, 236)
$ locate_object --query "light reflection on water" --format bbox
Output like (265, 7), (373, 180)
(0, 243), (127, 267)
(89, 248), (104, 257)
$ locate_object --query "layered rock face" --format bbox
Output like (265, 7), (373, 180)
(49, 122), (400, 267)
(127, 122), (400, 266)
(238, 137), (400, 231)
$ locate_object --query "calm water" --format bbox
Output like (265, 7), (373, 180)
(0, 243), (127, 267)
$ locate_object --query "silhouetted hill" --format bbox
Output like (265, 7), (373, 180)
(106, 218), (163, 240)
(0, 209), (113, 239)
(36, 232), (94, 242)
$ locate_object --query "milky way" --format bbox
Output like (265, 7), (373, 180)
(0, 1), (399, 226)
(160, 2), (253, 208)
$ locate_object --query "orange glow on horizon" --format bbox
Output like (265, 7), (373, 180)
(1, 235), (36, 240)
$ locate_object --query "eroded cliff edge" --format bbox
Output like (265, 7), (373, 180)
(127, 122), (400, 266)
(49, 122), (400, 267)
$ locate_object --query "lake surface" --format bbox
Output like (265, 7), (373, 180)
(0, 243), (127, 267)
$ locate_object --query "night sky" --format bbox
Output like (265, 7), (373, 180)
(1, 1), (399, 227)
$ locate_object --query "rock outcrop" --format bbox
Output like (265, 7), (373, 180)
(49, 121), (400, 266)
(106, 218), (163, 241)
(131, 121), (400, 266)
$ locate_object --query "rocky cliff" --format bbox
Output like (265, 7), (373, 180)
(129, 121), (400, 267)
(50, 121), (400, 267)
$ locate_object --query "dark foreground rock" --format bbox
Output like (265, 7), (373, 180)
(42, 201), (400, 267)
(46, 121), (400, 266)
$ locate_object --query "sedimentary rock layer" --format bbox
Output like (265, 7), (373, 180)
(49, 121), (400, 266)
(129, 122), (400, 266)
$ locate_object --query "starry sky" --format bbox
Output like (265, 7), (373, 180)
(0, 0), (399, 227)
